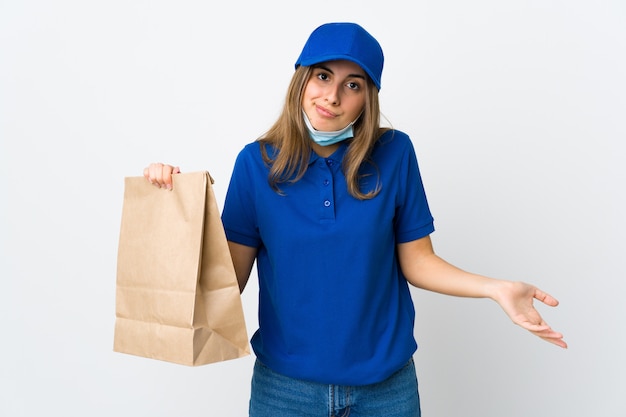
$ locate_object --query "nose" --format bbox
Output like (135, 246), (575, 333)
(324, 83), (341, 105)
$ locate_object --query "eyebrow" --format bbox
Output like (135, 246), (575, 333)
(315, 64), (367, 81)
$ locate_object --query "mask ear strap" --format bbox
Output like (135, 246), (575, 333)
(350, 110), (364, 126)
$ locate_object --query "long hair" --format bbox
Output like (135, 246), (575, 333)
(258, 65), (389, 200)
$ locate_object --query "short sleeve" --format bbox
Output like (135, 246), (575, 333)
(221, 144), (262, 248)
(391, 133), (435, 243)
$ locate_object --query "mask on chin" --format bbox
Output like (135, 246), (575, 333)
(303, 111), (357, 147)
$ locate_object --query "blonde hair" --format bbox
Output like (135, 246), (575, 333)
(258, 65), (389, 200)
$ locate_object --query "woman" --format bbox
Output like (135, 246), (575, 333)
(144, 22), (566, 417)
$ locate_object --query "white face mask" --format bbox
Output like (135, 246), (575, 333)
(302, 111), (357, 146)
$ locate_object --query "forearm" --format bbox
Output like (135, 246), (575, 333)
(228, 241), (257, 293)
(398, 237), (504, 300)
(404, 251), (501, 299)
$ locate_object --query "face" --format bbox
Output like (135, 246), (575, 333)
(302, 59), (367, 132)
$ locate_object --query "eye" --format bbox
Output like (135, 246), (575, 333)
(346, 81), (361, 90)
(316, 72), (330, 81)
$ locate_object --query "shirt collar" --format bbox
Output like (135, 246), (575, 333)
(307, 141), (349, 166)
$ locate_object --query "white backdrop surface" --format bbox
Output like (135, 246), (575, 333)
(1, 1), (625, 416)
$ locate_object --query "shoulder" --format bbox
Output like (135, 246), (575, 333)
(230, 141), (270, 179)
(234, 141), (266, 165)
(377, 129), (412, 145)
(369, 129), (427, 182)
(373, 129), (416, 158)
(237, 140), (279, 160)
(238, 141), (263, 157)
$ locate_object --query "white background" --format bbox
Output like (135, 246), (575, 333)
(1, 1), (625, 416)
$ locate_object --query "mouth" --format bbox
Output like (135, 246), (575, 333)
(315, 104), (338, 118)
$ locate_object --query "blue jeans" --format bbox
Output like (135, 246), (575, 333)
(249, 358), (421, 417)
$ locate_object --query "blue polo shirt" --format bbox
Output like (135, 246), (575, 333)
(222, 129), (434, 385)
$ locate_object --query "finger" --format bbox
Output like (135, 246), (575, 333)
(534, 288), (559, 307)
(527, 323), (567, 347)
(518, 321), (550, 332)
(514, 312), (550, 332)
(537, 332), (568, 349)
(144, 164), (156, 185)
(142, 163), (161, 187)
(149, 163), (164, 187)
(532, 327), (564, 339)
(143, 163), (179, 188)
(161, 164), (175, 189)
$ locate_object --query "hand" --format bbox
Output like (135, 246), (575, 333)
(493, 280), (567, 348)
(143, 162), (181, 190)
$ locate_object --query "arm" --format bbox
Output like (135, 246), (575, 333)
(228, 241), (257, 293)
(397, 235), (567, 348)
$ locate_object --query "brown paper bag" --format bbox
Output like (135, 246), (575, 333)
(114, 171), (250, 366)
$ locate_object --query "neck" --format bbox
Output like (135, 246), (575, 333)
(311, 141), (339, 158)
